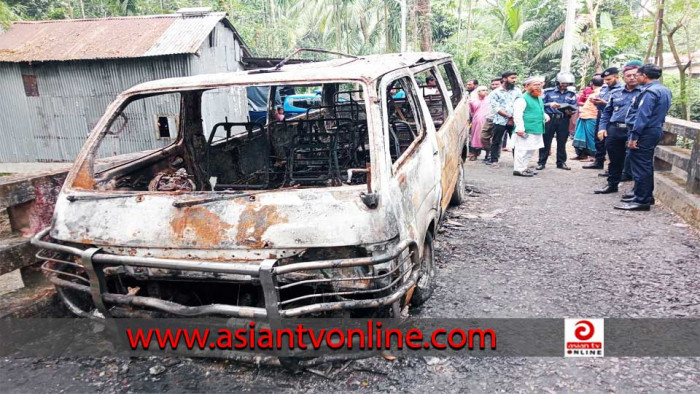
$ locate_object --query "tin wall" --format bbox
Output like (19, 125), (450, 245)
(0, 22), (247, 162)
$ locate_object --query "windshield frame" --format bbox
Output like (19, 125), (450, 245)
(66, 78), (380, 197)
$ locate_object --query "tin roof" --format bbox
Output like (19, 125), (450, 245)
(125, 52), (452, 94)
(0, 12), (251, 63)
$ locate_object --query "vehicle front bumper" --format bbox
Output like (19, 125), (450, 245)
(32, 228), (420, 320)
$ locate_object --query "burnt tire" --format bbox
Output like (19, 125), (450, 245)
(449, 156), (466, 206)
(278, 357), (304, 371)
(410, 233), (435, 307)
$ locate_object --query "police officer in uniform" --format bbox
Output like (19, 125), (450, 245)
(593, 64), (642, 194)
(614, 64), (672, 211)
(537, 72), (577, 170)
(619, 60), (645, 181)
(584, 67), (622, 171)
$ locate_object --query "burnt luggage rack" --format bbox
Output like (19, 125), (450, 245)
(333, 91), (364, 121)
(303, 105), (369, 171)
(423, 94), (446, 127)
(286, 118), (342, 186)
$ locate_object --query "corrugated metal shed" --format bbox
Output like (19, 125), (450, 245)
(0, 12), (248, 163)
(0, 12), (251, 62)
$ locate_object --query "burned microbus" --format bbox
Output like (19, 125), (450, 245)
(33, 51), (470, 320)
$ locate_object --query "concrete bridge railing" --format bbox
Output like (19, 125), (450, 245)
(654, 117), (700, 228)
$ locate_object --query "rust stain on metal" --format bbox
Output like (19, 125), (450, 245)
(72, 164), (95, 190)
(235, 205), (288, 248)
(398, 173), (406, 185)
(171, 207), (233, 245)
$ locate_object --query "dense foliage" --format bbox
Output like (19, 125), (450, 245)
(1, 0), (698, 120)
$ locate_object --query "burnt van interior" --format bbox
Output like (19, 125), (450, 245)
(89, 83), (371, 192)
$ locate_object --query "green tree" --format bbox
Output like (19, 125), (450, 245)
(1, 1), (21, 29)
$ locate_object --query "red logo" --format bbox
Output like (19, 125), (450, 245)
(574, 320), (595, 341)
(565, 318), (603, 357)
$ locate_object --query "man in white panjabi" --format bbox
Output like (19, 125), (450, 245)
(512, 76), (549, 177)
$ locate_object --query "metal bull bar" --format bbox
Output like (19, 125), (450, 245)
(31, 228), (420, 320)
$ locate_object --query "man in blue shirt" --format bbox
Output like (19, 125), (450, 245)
(614, 64), (672, 211)
(537, 71), (577, 170)
(585, 67), (623, 171)
(484, 71), (520, 167)
(593, 65), (641, 194)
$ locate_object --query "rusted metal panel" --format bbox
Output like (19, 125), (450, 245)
(0, 17), (175, 62)
(51, 186), (398, 252)
(0, 13), (237, 63)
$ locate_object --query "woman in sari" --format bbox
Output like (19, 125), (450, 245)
(468, 86), (490, 160)
(572, 76), (604, 160)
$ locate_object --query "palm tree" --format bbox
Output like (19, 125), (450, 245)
(488, 0), (541, 41)
(290, 0), (388, 55)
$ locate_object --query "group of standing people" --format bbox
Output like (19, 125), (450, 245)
(465, 62), (672, 212)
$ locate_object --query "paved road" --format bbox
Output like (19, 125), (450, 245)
(2, 151), (699, 392)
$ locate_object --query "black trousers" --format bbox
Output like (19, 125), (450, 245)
(629, 128), (663, 204)
(622, 149), (631, 178)
(538, 116), (569, 166)
(604, 125), (628, 186)
(490, 124), (512, 162)
(594, 114), (607, 165)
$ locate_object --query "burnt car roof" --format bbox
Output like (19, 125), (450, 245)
(125, 52), (452, 95)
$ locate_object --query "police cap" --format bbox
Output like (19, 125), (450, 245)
(601, 67), (619, 78)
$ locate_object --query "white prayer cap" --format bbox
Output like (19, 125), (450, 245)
(524, 76), (545, 86)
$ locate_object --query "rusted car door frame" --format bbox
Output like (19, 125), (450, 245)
(410, 60), (468, 213)
(378, 68), (441, 252)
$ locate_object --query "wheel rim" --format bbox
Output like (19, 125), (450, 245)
(417, 240), (434, 289)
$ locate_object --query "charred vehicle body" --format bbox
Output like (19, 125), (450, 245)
(33, 51), (470, 320)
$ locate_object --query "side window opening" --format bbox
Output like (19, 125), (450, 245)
(385, 77), (424, 164)
(156, 116), (176, 139)
(414, 69), (449, 130)
(438, 62), (463, 108)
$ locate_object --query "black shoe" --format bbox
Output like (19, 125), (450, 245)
(513, 170), (534, 177)
(598, 172), (609, 177)
(483, 159), (493, 165)
(621, 192), (635, 199)
(594, 185), (618, 194)
(621, 196), (655, 205)
(614, 202), (651, 211)
(536, 164), (545, 170)
(620, 175), (633, 182)
(583, 163), (604, 169)
(557, 163), (571, 170)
